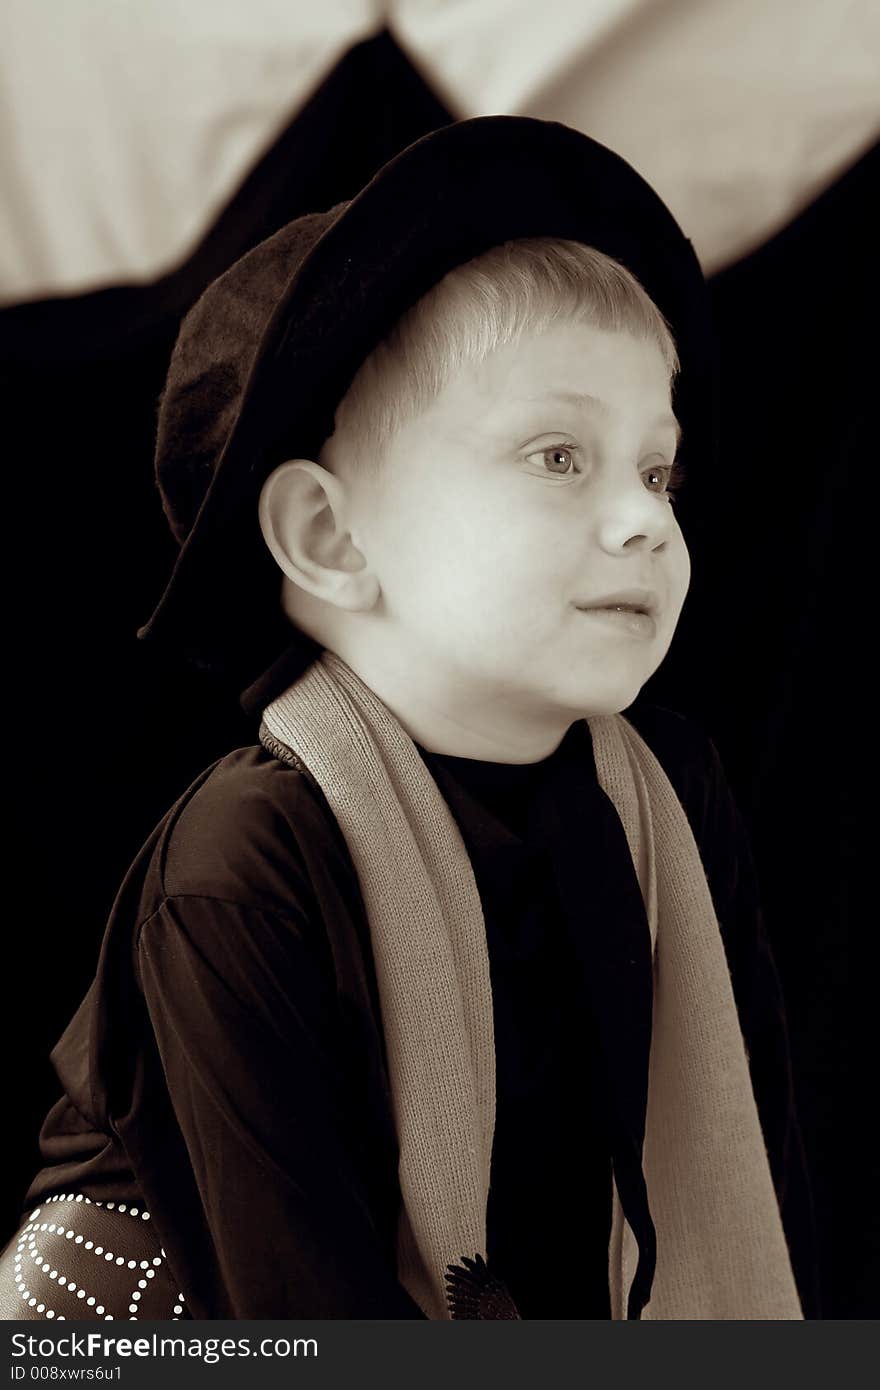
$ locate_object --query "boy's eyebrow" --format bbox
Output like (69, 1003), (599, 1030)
(520, 390), (682, 447)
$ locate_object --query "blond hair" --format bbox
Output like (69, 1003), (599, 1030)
(326, 237), (678, 473)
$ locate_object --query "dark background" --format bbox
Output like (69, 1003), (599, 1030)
(2, 31), (875, 1317)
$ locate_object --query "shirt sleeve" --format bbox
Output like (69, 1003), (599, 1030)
(135, 892), (427, 1319)
(692, 736), (824, 1320)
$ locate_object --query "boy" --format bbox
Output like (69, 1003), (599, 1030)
(1, 117), (813, 1320)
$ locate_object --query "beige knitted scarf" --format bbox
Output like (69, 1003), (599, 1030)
(260, 650), (802, 1320)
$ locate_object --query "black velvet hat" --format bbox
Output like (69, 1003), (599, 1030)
(139, 115), (713, 714)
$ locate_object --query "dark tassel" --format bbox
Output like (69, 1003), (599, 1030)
(444, 1253), (522, 1319)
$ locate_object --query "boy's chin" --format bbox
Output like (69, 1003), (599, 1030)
(551, 672), (649, 719)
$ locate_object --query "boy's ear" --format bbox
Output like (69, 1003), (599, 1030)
(258, 459), (379, 612)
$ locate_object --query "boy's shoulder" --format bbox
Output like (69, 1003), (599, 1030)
(154, 705), (734, 912)
(157, 741), (350, 916)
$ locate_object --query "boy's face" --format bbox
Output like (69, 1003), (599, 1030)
(341, 319), (690, 733)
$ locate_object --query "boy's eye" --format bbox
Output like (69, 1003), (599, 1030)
(643, 456), (686, 501)
(525, 444), (579, 477)
(521, 444), (684, 497)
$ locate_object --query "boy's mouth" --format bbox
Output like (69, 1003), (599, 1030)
(575, 606), (658, 639)
(574, 588), (659, 618)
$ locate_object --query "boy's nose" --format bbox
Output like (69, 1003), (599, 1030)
(591, 486), (678, 554)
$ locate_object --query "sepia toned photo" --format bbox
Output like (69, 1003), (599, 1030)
(1, 0), (876, 1334)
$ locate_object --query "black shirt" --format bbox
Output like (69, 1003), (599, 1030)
(415, 721), (619, 1318)
(20, 702), (820, 1318)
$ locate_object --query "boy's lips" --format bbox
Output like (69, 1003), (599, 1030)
(575, 606), (658, 639)
(574, 588), (660, 617)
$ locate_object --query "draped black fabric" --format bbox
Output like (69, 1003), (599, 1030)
(8, 699), (819, 1318)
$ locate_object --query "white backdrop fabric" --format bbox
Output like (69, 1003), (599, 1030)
(1, 0), (877, 305)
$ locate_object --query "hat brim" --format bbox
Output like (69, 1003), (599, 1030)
(138, 115), (713, 695)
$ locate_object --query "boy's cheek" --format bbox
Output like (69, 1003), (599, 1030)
(673, 538), (692, 601)
(660, 526), (690, 598)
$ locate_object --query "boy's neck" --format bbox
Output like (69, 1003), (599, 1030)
(326, 644), (575, 765)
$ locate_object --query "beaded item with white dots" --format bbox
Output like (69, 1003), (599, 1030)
(0, 1195), (188, 1322)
